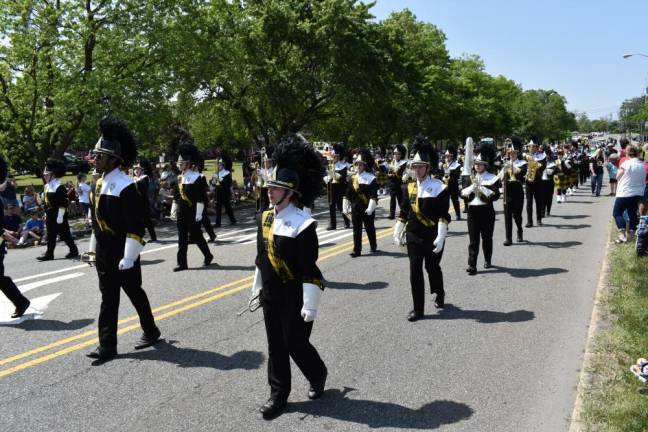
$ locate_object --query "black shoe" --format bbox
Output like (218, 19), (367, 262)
(537, 221), (543, 227)
(503, 239), (512, 246)
(36, 254), (54, 261)
(326, 225), (336, 231)
(308, 369), (327, 400)
(466, 266), (477, 275)
(173, 265), (188, 272)
(260, 397), (287, 420)
(344, 224), (351, 229)
(230, 221), (237, 226)
(407, 310), (423, 322)
(86, 346), (117, 362)
(134, 328), (161, 350)
(209, 236), (216, 243)
(65, 250), (80, 259)
(525, 223), (533, 228)
(387, 215), (395, 220)
(517, 234), (524, 242)
(484, 262), (491, 269)
(11, 301), (30, 318)
(370, 248), (378, 254)
(434, 292), (445, 309)
(150, 236), (158, 242)
(203, 254), (214, 267)
(455, 214), (461, 221)
(349, 252), (360, 258)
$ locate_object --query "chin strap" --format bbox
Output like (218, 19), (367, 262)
(276, 189), (289, 207)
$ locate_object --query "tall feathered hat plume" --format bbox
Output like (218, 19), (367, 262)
(95, 116), (137, 166)
(410, 134), (438, 167)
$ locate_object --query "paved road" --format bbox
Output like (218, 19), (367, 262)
(0, 182), (612, 431)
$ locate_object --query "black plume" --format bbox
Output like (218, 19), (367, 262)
(99, 116), (137, 166)
(274, 133), (325, 206)
(45, 158), (67, 178)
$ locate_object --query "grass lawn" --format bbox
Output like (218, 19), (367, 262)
(581, 226), (648, 431)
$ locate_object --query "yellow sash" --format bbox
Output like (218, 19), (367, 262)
(262, 211), (294, 283)
(178, 176), (193, 207)
(92, 178), (115, 234)
(352, 175), (368, 205)
(407, 182), (435, 227)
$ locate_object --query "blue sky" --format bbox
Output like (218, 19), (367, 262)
(365, 0), (648, 120)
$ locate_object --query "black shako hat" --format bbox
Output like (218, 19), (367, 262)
(43, 158), (66, 178)
(410, 135), (438, 167)
(94, 116), (137, 166)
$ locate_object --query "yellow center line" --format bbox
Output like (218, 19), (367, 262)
(0, 228), (394, 377)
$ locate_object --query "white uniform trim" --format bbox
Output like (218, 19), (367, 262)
(217, 169), (230, 178)
(478, 171), (499, 186)
(136, 174), (148, 182)
(181, 170), (200, 184)
(357, 171), (375, 185)
(335, 161), (349, 171)
(447, 161), (460, 170)
(513, 159), (527, 168)
(273, 204), (316, 238)
(100, 168), (133, 197)
(417, 177), (447, 198)
(45, 178), (61, 194)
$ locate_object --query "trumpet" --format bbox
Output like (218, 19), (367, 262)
(328, 158), (338, 184)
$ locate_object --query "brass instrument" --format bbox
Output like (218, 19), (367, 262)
(525, 154), (539, 182)
(468, 173), (487, 206)
(461, 137), (474, 188)
(328, 157), (338, 184)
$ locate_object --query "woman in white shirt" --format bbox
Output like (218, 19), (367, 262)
(77, 174), (92, 218)
(613, 145), (646, 243)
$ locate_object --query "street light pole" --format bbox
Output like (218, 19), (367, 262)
(623, 53), (648, 143)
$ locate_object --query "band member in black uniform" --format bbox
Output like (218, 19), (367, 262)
(86, 117), (160, 363)
(195, 157), (217, 242)
(213, 152), (237, 228)
(524, 141), (546, 227)
(393, 136), (450, 321)
(541, 144), (556, 214)
(325, 143), (351, 230)
(461, 145), (501, 275)
(499, 137), (527, 246)
(387, 144), (408, 220)
(37, 159), (79, 261)
(173, 143), (213, 272)
(0, 155), (30, 318)
(442, 144), (462, 220)
(254, 147), (274, 214)
(134, 158), (157, 241)
(344, 149), (378, 257)
(250, 133), (327, 420)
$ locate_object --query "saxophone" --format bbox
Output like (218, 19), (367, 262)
(525, 154), (539, 182)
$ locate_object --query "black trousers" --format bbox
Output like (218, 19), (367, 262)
(215, 197), (236, 227)
(407, 239), (444, 313)
(351, 210), (376, 254)
(449, 189), (461, 218)
(0, 241), (29, 309)
(541, 180), (554, 217)
(177, 219), (211, 267)
(262, 300), (326, 400)
(328, 186), (349, 229)
(97, 261), (158, 350)
(504, 199), (524, 242)
(45, 217), (77, 256)
(201, 208), (216, 240)
(389, 185), (404, 218)
(144, 215), (157, 241)
(525, 182), (543, 225)
(467, 205), (495, 267)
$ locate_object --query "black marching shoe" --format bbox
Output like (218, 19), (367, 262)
(370, 247), (379, 254)
(11, 301), (30, 318)
(483, 261), (491, 269)
(407, 310), (423, 322)
(525, 223), (533, 228)
(326, 225), (336, 231)
(134, 328), (161, 350)
(65, 250), (80, 259)
(517, 233), (524, 242)
(349, 252), (360, 258)
(173, 265), (188, 272)
(434, 292), (445, 309)
(260, 397), (287, 420)
(537, 220), (543, 227)
(503, 239), (512, 246)
(308, 369), (327, 400)
(86, 346), (117, 362)
(387, 215), (395, 220)
(203, 254), (214, 267)
(466, 266), (477, 275)
(36, 254), (54, 261)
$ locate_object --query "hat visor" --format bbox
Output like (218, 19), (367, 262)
(266, 180), (301, 196)
(92, 148), (122, 160)
(410, 160), (429, 166)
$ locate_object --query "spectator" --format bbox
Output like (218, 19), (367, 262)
(65, 181), (80, 217)
(639, 143), (648, 217)
(0, 173), (19, 210)
(160, 164), (178, 189)
(3, 205), (22, 247)
(16, 210), (45, 247)
(21, 185), (39, 213)
(77, 174), (91, 218)
(613, 144), (646, 244)
(589, 147), (605, 197)
(157, 181), (174, 220)
(607, 153), (619, 196)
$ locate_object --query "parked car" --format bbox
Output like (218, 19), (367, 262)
(63, 152), (90, 175)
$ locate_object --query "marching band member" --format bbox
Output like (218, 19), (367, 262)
(461, 144), (501, 275)
(324, 143), (350, 230)
(500, 138), (527, 246)
(254, 147), (274, 214)
(134, 158), (157, 242)
(553, 146), (571, 204)
(393, 136), (450, 322)
(344, 149), (379, 257)
(212, 153), (237, 228)
(388, 144), (408, 220)
(524, 140), (546, 227)
(441, 144), (462, 220)
(37, 159), (79, 261)
(173, 142), (213, 271)
(252, 133), (327, 420)
(541, 144), (556, 216)
(86, 117), (160, 363)
(196, 157), (217, 242)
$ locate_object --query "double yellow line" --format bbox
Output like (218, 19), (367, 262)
(0, 228), (393, 378)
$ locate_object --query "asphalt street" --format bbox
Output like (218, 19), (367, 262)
(0, 182), (611, 432)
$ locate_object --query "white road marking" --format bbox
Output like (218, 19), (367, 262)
(17, 273), (85, 295)
(0, 293), (61, 324)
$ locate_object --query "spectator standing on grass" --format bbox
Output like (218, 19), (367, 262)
(640, 143), (648, 217)
(77, 174), (91, 217)
(21, 185), (39, 213)
(613, 144), (646, 244)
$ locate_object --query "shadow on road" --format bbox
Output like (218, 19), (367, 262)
(427, 304), (534, 324)
(288, 387), (473, 429)
(564, 200), (593, 204)
(486, 265), (568, 278)
(540, 223), (591, 230)
(526, 240), (583, 249)
(325, 281), (389, 291)
(1, 318), (94, 331)
(123, 340), (264, 370)
(551, 214), (590, 220)
(140, 259), (165, 266)
(371, 250), (407, 258)
(194, 264), (255, 271)
(447, 231), (468, 237)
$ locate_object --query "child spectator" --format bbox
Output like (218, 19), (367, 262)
(17, 210), (45, 247)
(607, 153), (619, 196)
(3, 205), (22, 247)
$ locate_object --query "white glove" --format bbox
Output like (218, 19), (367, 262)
(195, 202), (204, 222)
(402, 171), (411, 183)
(323, 175), (330, 184)
(479, 186), (494, 198)
(433, 222), (448, 254)
(170, 201), (178, 219)
(461, 184), (475, 198)
(393, 220), (405, 244)
(56, 208), (65, 224)
(343, 197), (352, 215)
(118, 236), (144, 271)
(88, 232), (97, 254)
(365, 199), (377, 215)
(248, 267), (263, 311)
(301, 282), (322, 322)
(564, 160), (572, 169)
(334, 172), (341, 181)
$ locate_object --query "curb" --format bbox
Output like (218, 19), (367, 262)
(568, 220), (613, 432)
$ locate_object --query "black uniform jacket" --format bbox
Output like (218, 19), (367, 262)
(398, 177), (450, 244)
(90, 168), (146, 271)
(501, 159), (527, 204)
(175, 170), (207, 221)
(442, 160), (462, 194)
(345, 171), (378, 213)
(256, 204), (324, 306)
(135, 174), (151, 210)
(44, 179), (68, 221)
(214, 169), (232, 199)
(464, 172), (501, 206)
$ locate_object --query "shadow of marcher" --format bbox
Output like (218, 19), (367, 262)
(3, 318), (94, 331)
(426, 304), (535, 324)
(565, 200), (593, 204)
(122, 340), (264, 370)
(552, 214), (590, 220)
(288, 387), (473, 429)
(195, 264), (255, 271)
(370, 250), (407, 258)
(526, 240), (583, 249)
(541, 223), (591, 230)
(140, 259), (165, 266)
(447, 231), (468, 237)
(325, 281), (389, 291)
(486, 265), (568, 278)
